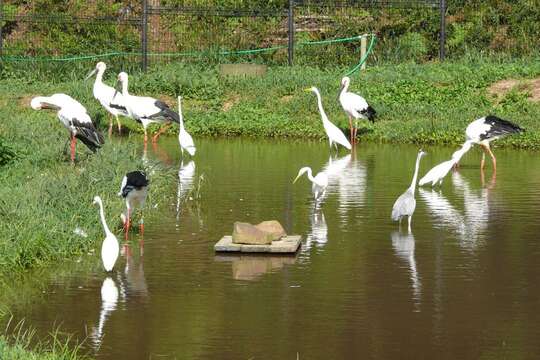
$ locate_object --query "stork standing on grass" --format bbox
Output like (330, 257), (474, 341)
(118, 171), (149, 234)
(86, 62), (130, 137)
(464, 115), (523, 170)
(338, 76), (376, 144)
(114, 72), (180, 147)
(30, 94), (104, 164)
(307, 87), (352, 152)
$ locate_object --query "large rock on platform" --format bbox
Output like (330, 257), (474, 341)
(232, 222), (273, 245)
(255, 220), (287, 241)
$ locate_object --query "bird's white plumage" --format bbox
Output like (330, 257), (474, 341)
(419, 141), (472, 187)
(177, 96), (196, 156)
(118, 176), (128, 196)
(31, 94), (92, 131)
(309, 87), (352, 151)
(465, 117), (493, 145)
(293, 166), (329, 201)
(93, 196), (119, 272)
(88, 62), (129, 118)
(339, 76), (371, 119)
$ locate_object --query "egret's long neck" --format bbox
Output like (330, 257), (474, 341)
(178, 101), (185, 130)
(453, 140), (473, 163)
(97, 200), (112, 236)
(409, 154), (422, 192)
(305, 168), (315, 183)
(314, 91), (328, 124)
(121, 79), (129, 96)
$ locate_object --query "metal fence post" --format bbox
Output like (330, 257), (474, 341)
(439, 0), (446, 60)
(287, 0), (294, 66)
(0, 0), (4, 59)
(141, 0), (148, 71)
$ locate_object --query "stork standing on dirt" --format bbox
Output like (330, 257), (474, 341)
(338, 76), (376, 144)
(86, 62), (130, 137)
(30, 94), (104, 164)
(114, 72), (180, 147)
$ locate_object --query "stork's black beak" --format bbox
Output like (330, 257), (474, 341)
(113, 80), (121, 99)
(85, 68), (97, 81)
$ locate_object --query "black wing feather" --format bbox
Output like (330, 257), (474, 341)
(360, 105), (376, 122)
(481, 115), (524, 140)
(122, 171), (149, 198)
(71, 119), (105, 153)
(150, 100), (180, 124)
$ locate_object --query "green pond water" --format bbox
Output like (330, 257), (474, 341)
(5, 138), (540, 359)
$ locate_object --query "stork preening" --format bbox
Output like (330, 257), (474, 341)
(293, 166), (329, 203)
(31, 94), (104, 164)
(118, 171), (149, 235)
(114, 72), (180, 147)
(86, 62), (130, 137)
(307, 87), (352, 152)
(93, 196), (120, 272)
(177, 96), (196, 157)
(419, 141), (473, 187)
(338, 76), (376, 144)
(391, 149), (426, 232)
(464, 115), (523, 170)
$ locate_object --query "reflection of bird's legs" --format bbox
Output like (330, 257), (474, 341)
(143, 126), (148, 149)
(139, 217), (144, 235)
(398, 217), (402, 229)
(115, 115), (122, 133)
(152, 122), (172, 143)
(408, 216), (412, 233)
(108, 114), (113, 138)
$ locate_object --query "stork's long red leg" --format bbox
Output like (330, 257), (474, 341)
(108, 114), (113, 138)
(152, 122), (172, 143)
(70, 135), (76, 164)
(116, 115), (122, 133)
(485, 144), (497, 171)
(348, 116), (354, 144)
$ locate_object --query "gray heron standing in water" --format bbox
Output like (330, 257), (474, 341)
(391, 149), (426, 232)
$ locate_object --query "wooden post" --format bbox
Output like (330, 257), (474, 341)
(360, 35), (367, 70)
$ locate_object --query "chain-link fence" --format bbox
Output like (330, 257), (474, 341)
(0, 0), (445, 73)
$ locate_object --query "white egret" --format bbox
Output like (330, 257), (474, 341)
(307, 87), (352, 151)
(391, 149), (427, 232)
(419, 140), (473, 187)
(464, 115), (523, 170)
(114, 72), (180, 146)
(293, 166), (329, 201)
(93, 196), (120, 272)
(177, 96), (196, 156)
(118, 171), (149, 234)
(338, 76), (376, 143)
(86, 62), (130, 136)
(31, 94), (104, 164)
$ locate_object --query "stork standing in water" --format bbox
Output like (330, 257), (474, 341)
(419, 140), (473, 187)
(114, 72), (180, 147)
(31, 94), (104, 164)
(293, 166), (329, 203)
(338, 76), (376, 144)
(86, 62), (130, 137)
(93, 196), (120, 272)
(391, 149), (426, 232)
(118, 171), (149, 235)
(464, 115), (523, 170)
(307, 87), (352, 152)
(177, 96), (196, 157)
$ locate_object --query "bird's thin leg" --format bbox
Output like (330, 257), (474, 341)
(408, 216), (412, 233)
(480, 144), (487, 170)
(108, 114), (113, 138)
(144, 127), (148, 145)
(348, 115), (354, 144)
(70, 135), (76, 165)
(152, 122), (172, 143)
(485, 144), (497, 171)
(139, 217), (144, 235)
(126, 208), (131, 233)
(116, 115), (122, 133)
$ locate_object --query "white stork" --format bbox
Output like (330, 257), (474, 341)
(338, 76), (376, 144)
(114, 72), (180, 147)
(86, 61), (130, 137)
(30, 94), (104, 164)
(177, 96), (196, 157)
(464, 115), (523, 170)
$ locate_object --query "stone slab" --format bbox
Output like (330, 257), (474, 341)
(215, 235), (301, 253)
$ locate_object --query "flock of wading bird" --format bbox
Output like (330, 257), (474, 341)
(30, 61), (524, 271)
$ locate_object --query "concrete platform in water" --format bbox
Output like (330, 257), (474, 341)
(214, 235), (302, 253)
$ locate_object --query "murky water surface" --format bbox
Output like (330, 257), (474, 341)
(7, 139), (540, 359)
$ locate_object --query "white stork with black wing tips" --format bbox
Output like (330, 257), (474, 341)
(118, 170), (149, 234)
(338, 76), (376, 144)
(464, 115), (523, 170)
(114, 72), (180, 147)
(86, 62), (130, 136)
(30, 94), (104, 164)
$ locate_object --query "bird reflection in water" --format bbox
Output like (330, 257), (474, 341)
(215, 254), (297, 281)
(120, 242), (148, 299)
(304, 208), (328, 252)
(91, 277), (119, 351)
(176, 159), (196, 223)
(391, 231), (421, 310)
